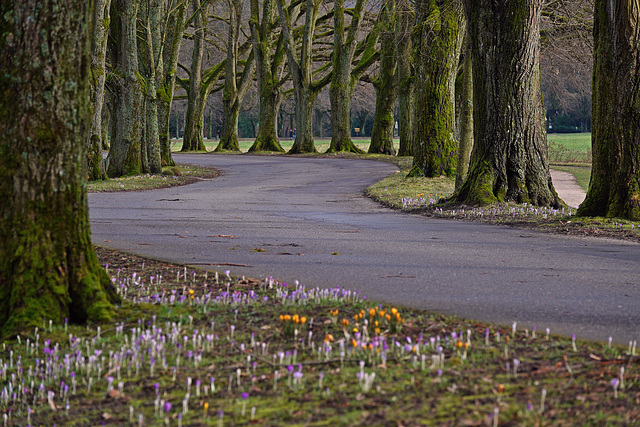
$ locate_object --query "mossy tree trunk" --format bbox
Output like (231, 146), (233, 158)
(369, 0), (397, 156)
(408, 0), (465, 178)
(248, 0), (286, 153)
(327, 0), (368, 154)
(158, 0), (189, 166)
(215, 0), (256, 152)
(108, 0), (144, 177)
(576, 0), (640, 219)
(182, 0), (208, 152)
(0, 0), (119, 338)
(455, 41), (473, 191)
(140, 0), (162, 173)
(89, 0), (112, 181)
(395, 0), (415, 157)
(456, 0), (558, 207)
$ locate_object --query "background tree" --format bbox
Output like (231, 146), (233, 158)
(181, 0), (214, 151)
(327, 0), (372, 154)
(540, 0), (594, 134)
(408, 0), (465, 177)
(215, 0), (256, 152)
(89, 0), (112, 181)
(276, 0), (330, 153)
(577, 0), (640, 219)
(248, 0), (288, 152)
(158, 0), (190, 166)
(0, 0), (119, 337)
(368, 0), (397, 155)
(456, 0), (558, 207)
(139, 0), (164, 173)
(395, 0), (414, 156)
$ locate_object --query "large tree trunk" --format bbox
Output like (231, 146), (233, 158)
(455, 42), (473, 191)
(577, 0), (640, 219)
(182, 0), (207, 152)
(396, 0), (414, 157)
(249, 89), (285, 152)
(456, 0), (558, 207)
(327, 0), (367, 154)
(290, 88), (318, 153)
(369, 1), (397, 156)
(408, 0), (464, 177)
(248, 0), (286, 152)
(89, 0), (112, 181)
(0, 0), (118, 337)
(108, 0), (144, 176)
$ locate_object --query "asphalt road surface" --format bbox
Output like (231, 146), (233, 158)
(89, 154), (640, 345)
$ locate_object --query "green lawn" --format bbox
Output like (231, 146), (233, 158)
(546, 133), (591, 152)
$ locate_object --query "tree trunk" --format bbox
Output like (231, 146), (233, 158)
(455, 42), (473, 191)
(108, 0), (144, 176)
(216, 97), (242, 151)
(182, 0), (207, 152)
(142, 0), (163, 173)
(369, 1), (397, 156)
(396, 0), (415, 157)
(158, 0), (188, 166)
(277, 0), (322, 153)
(290, 88), (318, 153)
(456, 0), (558, 207)
(89, 0), (112, 181)
(327, 0), (367, 154)
(577, 0), (640, 219)
(408, 0), (464, 177)
(0, 0), (118, 337)
(249, 88), (285, 152)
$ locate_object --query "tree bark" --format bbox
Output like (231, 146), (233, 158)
(396, 0), (414, 157)
(89, 0), (112, 181)
(456, 0), (558, 207)
(0, 0), (118, 337)
(141, 0), (163, 173)
(182, 0), (208, 152)
(369, 0), (397, 156)
(408, 0), (465, 177)
(577, 0), (640, 219)
(455, 41), (473, 191)
(327, 0), (367, 154)
(215, 0), (256, 152)
(108, 0), (144, 177)
(248, 0), (286, 152)
(158, 0), (189, 166)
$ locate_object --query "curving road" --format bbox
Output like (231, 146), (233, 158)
(89, 154), (640, 344)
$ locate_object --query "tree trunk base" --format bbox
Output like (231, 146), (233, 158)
(248, 135), (285, 153)
(326, 138), (365, 154)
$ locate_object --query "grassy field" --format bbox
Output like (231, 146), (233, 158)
(546, 133), (591, 152)
(547, 133), (591, 165)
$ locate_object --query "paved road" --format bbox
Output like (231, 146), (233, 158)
(89, 154), (640, 344)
